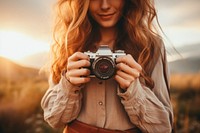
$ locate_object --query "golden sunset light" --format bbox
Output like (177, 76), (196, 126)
(0, 0), (200, 132)
(0, 30), (49, 61)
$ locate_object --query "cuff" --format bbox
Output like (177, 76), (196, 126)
(117, 79), (147, 121)
(60, 71), (84, 97)
(117, 78), (145, 101)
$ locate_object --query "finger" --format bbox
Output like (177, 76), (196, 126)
(68, 52), (89, 61)
(67, 68), (90, 77)
(67, 60), (90, 70)
(115, 75), (131, 89)
(69, 77), (91, 85)
(116, 63), (140, 78)
(116, 70), (135, 81)
(116, 54), (142, 72)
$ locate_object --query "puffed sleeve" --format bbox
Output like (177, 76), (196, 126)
(117, 48), (173, 133)
(41, 72), (83, 128)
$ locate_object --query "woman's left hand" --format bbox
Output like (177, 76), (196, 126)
(115, 54), (142, 90)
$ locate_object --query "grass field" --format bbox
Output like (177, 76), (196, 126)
(170, 73), (200, 133)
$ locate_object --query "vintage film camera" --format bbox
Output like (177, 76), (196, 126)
(84, 45), (126, 80)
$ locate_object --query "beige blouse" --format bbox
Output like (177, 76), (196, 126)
(41, 49), (173, 133)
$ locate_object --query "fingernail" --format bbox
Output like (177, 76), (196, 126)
(138, 72), (140, 77)
(139, 66), (142, 71)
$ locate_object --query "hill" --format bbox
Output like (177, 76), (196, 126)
(18, 52), (49, 69)
(0, 57), (50, 133)
(169, 57), (200, 73)
(0, 56), (46, 82)
(168, 43), (200, 73)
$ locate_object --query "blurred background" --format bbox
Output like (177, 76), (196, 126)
(0, 0), (200, 133)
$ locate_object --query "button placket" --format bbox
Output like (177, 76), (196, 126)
(96, 79), (106, 127)
(98, 80), (104, 106)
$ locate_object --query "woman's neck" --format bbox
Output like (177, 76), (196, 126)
(97, 27), (117, 49)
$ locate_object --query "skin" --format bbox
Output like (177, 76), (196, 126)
(66, 52), (91, 85)
(66, 0), (142, 90)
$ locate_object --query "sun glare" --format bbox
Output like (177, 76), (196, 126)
(0, 30), (49, 61)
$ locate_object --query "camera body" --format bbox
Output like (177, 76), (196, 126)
(84, 45), (126, 80)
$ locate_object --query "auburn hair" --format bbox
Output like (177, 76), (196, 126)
(51, 0), (163, 89)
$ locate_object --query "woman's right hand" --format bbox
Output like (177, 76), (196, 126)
(65, 52), (91, 86)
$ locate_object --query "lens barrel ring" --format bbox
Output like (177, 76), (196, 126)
(92, 56), (115, 80)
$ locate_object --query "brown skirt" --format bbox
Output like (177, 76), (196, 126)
(63, 120), (142, 133)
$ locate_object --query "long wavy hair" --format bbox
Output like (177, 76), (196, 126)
(51, 0), (164, 89)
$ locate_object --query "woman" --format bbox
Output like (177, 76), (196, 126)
(41, 0), (174, 132)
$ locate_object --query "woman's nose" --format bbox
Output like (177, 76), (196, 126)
(101, 0), (110, 10)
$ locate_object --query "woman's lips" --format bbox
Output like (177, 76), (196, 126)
(99, 13), (115, 20)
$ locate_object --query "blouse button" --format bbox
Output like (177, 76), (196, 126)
(98, 101), (103, 105)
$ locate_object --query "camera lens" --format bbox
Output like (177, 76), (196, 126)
(98, 62), (109, 73)
(92, 56), (115, 80)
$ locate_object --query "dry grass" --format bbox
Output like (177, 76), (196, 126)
(0, 77), (62, 133)
(0, 57), (62, 133)
(170, 73), (200, 91)
(170, 73), (200, 133)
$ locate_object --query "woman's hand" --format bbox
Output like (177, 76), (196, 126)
(65, 52), (91, 86)
(115, 54), (142, 90)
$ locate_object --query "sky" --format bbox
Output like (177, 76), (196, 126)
(155, 0), (200, 47)
(0, 0), (53, 60)
(0, 0), (200, 65)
